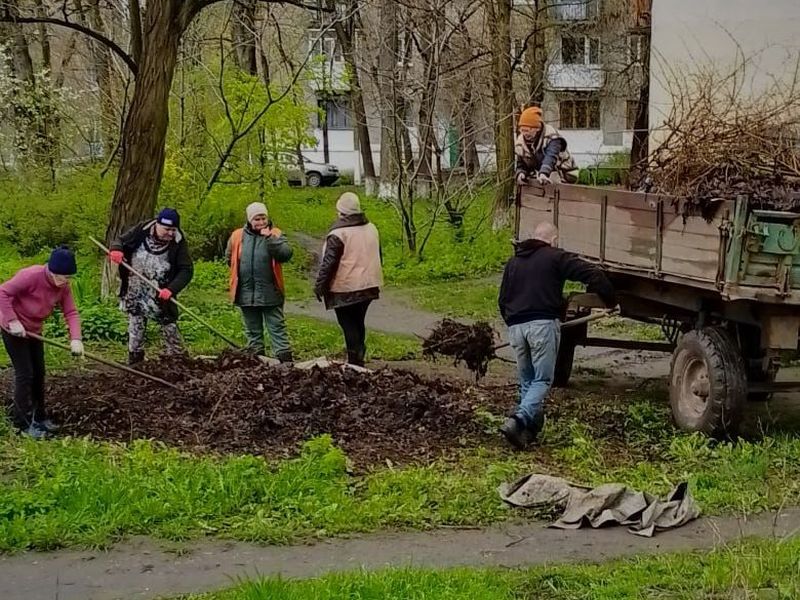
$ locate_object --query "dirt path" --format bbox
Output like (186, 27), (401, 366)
(2, 509), (799, 600)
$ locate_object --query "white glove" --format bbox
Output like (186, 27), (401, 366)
(537, 172), (552, 185)
(516, 172), (528, 185)
(70, 340), (84, 357)
(7, 320), (26, 337)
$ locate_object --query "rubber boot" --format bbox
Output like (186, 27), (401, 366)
(128, 350), (145, 365)
(276, 350), (294, 364)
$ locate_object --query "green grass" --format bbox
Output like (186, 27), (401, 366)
(182, 537), (800, 599)
(4, 382), (800, 553)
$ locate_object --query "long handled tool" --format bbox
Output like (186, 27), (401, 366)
(493, 308), (618, 352)
(89, 236), (240, 349)
(27, 332), (179, 389)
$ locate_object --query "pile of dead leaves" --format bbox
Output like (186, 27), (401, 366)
(422, 319), (497, 380)
(45, 352), (489, 466)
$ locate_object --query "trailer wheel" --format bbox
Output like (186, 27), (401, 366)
(669, 327), (746, 437)
(553, 320), (588, 388)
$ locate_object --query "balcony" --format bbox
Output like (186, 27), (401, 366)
(546, 63), (604, 90)
(551, 0), (598, 21)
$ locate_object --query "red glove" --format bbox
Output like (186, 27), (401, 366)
(109, 250), (124, 265)
(158, 288), (173, 301)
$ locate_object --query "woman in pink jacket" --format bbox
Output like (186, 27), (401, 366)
(0, 246), (84, 439)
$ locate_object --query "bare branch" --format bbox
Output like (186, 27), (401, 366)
(0, 13), (138, 74)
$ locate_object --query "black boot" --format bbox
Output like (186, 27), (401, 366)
(346, 351), (365, 367)
(500, 416), (530, 450)
(276, 350), (294, 364)
(128, 351), (145, 365)
(528, 412), (546, 444)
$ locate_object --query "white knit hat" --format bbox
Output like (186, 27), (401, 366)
(246, 202), (268, 223)
(336, 192), (362, 216)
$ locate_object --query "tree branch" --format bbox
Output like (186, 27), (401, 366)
(0, 14), (138, 75)
(194, 0), (332, 12)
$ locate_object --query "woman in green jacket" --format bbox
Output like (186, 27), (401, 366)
(226, 202), (294, 362)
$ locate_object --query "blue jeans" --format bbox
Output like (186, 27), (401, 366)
(508, 319), (561, 427)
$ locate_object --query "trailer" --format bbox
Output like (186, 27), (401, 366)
(517, 182), (800, 435)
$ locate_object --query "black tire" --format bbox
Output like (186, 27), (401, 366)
(306, 172), (322, 187)
(552, 320), (587, 388)
(669, 327), (746, 437)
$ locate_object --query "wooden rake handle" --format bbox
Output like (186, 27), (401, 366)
(27, 332), (179, 390)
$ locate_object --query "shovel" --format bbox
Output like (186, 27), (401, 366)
(27, 332), (179, 389)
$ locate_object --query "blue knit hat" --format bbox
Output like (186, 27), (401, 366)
(48, 246), (77, 276)
(156, 208), (180, 228)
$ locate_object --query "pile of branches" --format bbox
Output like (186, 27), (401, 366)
(422, 319), (497, 379)
(645, 58), (800, 217)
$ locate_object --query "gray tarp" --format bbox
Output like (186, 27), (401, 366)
(499, 474), (701, 537)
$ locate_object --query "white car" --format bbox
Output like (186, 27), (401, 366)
(283, 154), (340, 187)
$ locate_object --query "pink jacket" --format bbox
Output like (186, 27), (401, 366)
(0, 265), (82, 339)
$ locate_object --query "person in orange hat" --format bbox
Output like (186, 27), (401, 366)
(515, 106), (579, 186)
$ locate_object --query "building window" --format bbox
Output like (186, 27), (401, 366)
(552, 0), (598, 21)
(560, 95), (601, 129)
(626, 99), (640, 130)
(318, 95), (352, 129)
(308, 32), (343, 62)
(628, 34), (645, 64)
(561, 35), (600, 65)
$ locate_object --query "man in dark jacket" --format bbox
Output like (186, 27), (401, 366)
(498, 221), (615, 449)
(108, 208), (194, 364)
(226, 202), (294, 362)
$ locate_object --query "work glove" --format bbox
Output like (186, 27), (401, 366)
(7, 320), (26, 337)
(515, 172), (528, 185)
(70, 340), (84, 357)
(537, 172), (552, 185)
(158, 288), (173, 301)
(108, 250), (124, 265)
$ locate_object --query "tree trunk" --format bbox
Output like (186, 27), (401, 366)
(326, 0), (375, 180)
(231, 0), (258, 76)
(104, 3), (182, 249)
(415, 5), (438, 182)
(487, 0), (515, 216)
(321, 96), (330, 163)
(377, 0), (399, 197)
(2, 1), (37, 167)
(630, 30), (651, 175)
(87, 0), (117, 160)
(129, 0), (143, 65)
(460, 82), (479, 176)
(526, 2), (547, 106)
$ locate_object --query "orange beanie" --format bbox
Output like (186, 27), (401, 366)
(518, 106), (543, 129)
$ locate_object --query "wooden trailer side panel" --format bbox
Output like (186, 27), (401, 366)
(518, 184), (728, 284)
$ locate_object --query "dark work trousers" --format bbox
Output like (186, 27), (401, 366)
(334, 301), (372, 366)
(2, 331), (46, 429)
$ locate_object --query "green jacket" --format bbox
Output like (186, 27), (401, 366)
(226, 224), (292, 307)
